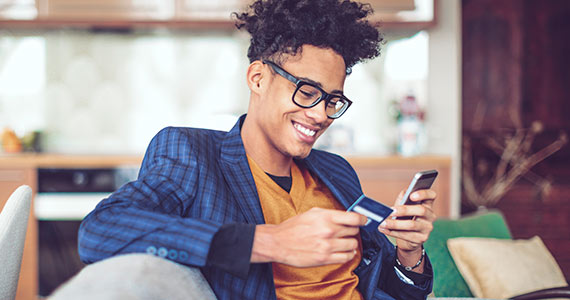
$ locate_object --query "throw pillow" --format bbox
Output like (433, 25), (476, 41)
(423, 210), (512, 297)
(447, 236), (568, 299)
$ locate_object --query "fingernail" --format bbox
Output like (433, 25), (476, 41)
(390, 207), (397, 215)
(380, 220), (387, 227)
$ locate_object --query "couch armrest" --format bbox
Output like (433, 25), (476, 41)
(510, 286), (570, 300)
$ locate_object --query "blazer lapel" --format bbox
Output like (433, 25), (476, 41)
(219, 115), (266, 225)
(219, 115), (361, 224)
(301, 151), (363, 209)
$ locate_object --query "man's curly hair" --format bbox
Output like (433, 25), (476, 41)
(234, 0), (383, 74)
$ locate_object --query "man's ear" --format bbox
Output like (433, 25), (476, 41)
(246, 60), (266, 95)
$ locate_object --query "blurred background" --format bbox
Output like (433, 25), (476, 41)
(0, 1), (442, 156)
(0, 0), (568, 299)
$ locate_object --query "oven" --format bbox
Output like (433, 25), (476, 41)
(36, 166), (138, 296)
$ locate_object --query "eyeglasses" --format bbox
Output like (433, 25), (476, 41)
(263, 60), (352, 119)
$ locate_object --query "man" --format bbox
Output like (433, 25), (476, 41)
(77, 0), (436, 299)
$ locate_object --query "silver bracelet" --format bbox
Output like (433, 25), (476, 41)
(395, 247), (425, 271)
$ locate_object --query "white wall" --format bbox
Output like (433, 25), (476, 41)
(0, 30), (251, 154)
(426, 0), (462, 217)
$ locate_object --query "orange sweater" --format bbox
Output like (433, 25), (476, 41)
(248, 156), (363, 300)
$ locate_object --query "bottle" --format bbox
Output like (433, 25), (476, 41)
(397, 94), (425, 156)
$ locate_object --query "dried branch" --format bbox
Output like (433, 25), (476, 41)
(462, 123), (568, 208)
(462, 138), (483, 207)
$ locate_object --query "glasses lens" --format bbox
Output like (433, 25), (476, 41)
(294, 84), (322, 107)
(326, 97), (348, 118)
(293, 83), (351, 118)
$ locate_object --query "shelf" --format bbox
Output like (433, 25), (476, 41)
(0, 0), (435, 31)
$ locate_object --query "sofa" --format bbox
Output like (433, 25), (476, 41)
(423, 209), (570, 299)
(21, 201), (570, 300)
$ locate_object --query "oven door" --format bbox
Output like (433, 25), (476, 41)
(36, 167), (137, 296)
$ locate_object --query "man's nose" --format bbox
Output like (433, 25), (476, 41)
(304, 100), (329, 123)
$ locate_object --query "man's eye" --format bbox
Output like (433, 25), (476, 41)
(300, 90), (316, 97)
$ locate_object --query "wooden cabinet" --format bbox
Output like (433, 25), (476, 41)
(348, 156), (451, 218)
(0, 0), (37, 20)
(37, 0), (174, 20)
(368, 0), (435, 28)
(0, 167), (37, 300)
(175, 0), (246, 20)
(0, 0), (435, 30)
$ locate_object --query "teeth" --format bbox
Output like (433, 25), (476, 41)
(294, 123), (316, 137)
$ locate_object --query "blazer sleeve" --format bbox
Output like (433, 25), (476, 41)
(376, 232), (433, 299)
(78, 127), (223, 268)
(378, 254), (433, 299)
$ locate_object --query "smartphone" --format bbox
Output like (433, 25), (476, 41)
(347, 194), (393, 229)
(396, 170), (438, 220)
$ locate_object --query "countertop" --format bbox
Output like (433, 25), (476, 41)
(0, 153), (144, 168)
(0, 153), (450, 168)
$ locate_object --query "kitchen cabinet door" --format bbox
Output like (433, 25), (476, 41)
(368, 0), (434, 28)
(175, 0), (434, 29)
(0, 167), (37, 300)
(175, 0), (248, 20)
(2, 0), (434, 30)
(38, 0), (175, 20)
(0, 0), (37, 20)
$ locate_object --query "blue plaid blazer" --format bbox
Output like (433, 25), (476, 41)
(78, 115), (432, 300)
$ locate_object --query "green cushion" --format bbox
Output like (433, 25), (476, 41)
(424, 210), (512, 297)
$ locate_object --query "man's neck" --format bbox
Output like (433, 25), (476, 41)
(241, 117), (292, 177)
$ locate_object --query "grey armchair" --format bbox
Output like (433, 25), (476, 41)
(0, 185), (32, 300)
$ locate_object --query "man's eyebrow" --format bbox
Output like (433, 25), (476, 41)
(297, 76), (345, 95)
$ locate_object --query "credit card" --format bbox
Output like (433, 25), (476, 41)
(347, 194), (393, 229)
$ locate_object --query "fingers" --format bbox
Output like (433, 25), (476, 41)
(310, 237), (359, 256)
(392, 203), (436, 222)
(327, 250), (359, 265)
(380, 217), (433, 233)
(379, 219), (432, 246)
(379, 225), (431, 245)
(334, 224), (361, 237)
(264, 208), (365, 268)
(324, 209), (368, 227)
(327, 237), (359, 253)
(407, 189), (437, 204)
(276, 235), (359, 267)
(382, 189), (437, 252)
(312, 209), (363, 238)
(390, 189), (437, 221)
(293, 249), (358, 267)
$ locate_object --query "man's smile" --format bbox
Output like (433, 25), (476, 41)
(293, 121), (319, 138)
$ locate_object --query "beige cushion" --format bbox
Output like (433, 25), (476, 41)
(447, 236), (567, 299)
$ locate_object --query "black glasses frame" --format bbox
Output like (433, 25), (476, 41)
(263, 60), (352, 119)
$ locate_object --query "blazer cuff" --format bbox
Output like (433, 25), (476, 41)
(207, 223), (255, 278)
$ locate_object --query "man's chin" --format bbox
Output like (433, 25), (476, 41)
(286, 139), (316, 160)
(292, 148), (313, 160)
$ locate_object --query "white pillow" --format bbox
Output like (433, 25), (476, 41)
(447, 236), (567, 299)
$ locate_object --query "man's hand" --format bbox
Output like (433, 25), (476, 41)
(251, 207), (367, 267)
(378, 189), (437, 273)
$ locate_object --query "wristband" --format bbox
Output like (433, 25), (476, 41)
(395, 247), (425, 271)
